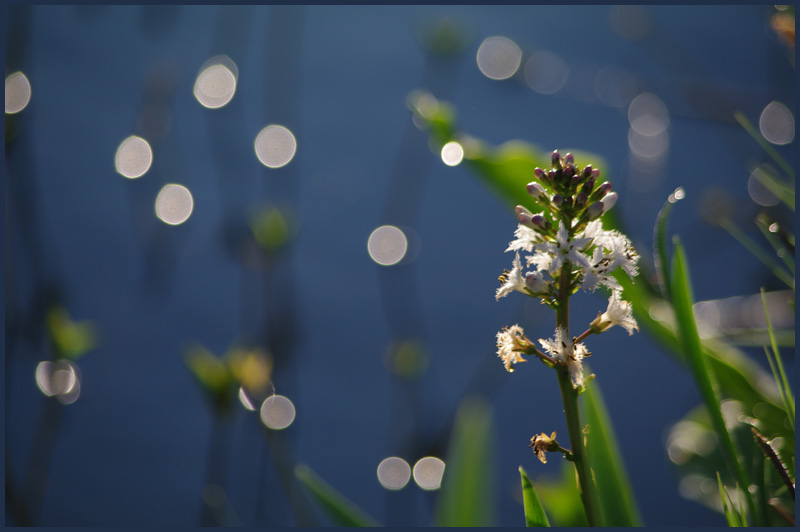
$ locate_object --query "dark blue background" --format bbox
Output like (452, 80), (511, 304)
(5, 5), (795, 527)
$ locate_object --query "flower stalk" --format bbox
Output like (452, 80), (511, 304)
(494, 150), (640, 526)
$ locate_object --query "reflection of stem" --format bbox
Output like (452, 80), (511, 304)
(555, 262), (599, 526)
(23, 397), (64, 525)
(261, 427), (316, 526)
(199, 411), (231, 526)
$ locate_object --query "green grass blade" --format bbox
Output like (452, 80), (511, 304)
(717, 472), (742, 527)
(519, 467), (550, 527)
(755, 215), (794, 275)
(581, 381), (642, 526)
(670, 237), (758, 525)
(652, 189), (685, 300)
(434, 396), (495, 526)
(734, 112), (795, 180)
(751, 165), (795, 210)
(718, 218), (794, 288)
(760, 288), (795, 428)
(294, 464), (381, 527)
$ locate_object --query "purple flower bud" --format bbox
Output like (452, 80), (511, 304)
(576, 192), (587, 207)
(571, 174), (582, 185)
(551, 194), (563, 207)
(534, 167), (546, 180)
(592, 181), (611, 200)
(582, 165), (593, 178)
(547, 170), (557, 181)
(515, 205), (533, 218)
(601, 192), (618, 213)
(563, 163), (575, 179)
(564, 153), (574, 165)
(587, 202), (604, 220)
(527, 181), (545, 200)
(591, 169), (600, 179)
(531, 214), (549, 228)
(582, 178), (595, 194)
(551, 150), (561, 166)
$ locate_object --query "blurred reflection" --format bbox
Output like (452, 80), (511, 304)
(628, 127), (669, 159)
(377, 457), (411, 490)
(260, 394), (295, 430)
(367, 225), (408, 266)
(155, 184), (194, 225)
(759, 101), (794, 145)
(594, 66), (639, 108)
(194, 56), (238, 109)
(608, 5), (651, 41)
(35, 360), (81, 404)
(238, 386), (256, 411)
(5, 71), (31, 114)
(666, 420), (715, 465)
(476, 36), (522, 80)
(440, 141), (464, 166)
(254, 125), (297, 168)
(524, 51), (569, 95)
(692, 300), (721, 339)
(412, 457), (445, 490)
(407, 89), (439, 118)
(628, 92), (669, 136)
(747, 167), (780, 207)
(115, 135), (153, 178)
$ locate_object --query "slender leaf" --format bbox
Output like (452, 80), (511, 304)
(294, 464), (381, 527)
(670, 237), (758, 525)
(717, 472), (745, 527)
(581, 381), (642, 526)
(755, 215), (794, 275)
(652, 188), (685, 300)
(434, 396), (495, 526)
(760, 288), (795, 429)
(519, 466), (550, 527)
(734, 111), (794, 181)
(718, 218), (794, 288)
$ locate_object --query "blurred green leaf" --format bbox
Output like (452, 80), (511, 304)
(581, 381), (642, 526)
(717, 472), (745, 527)
(435, 396), (495, 526)
(294, 464), (381, 527)
(519, 466), (550, 527)
(669, 237), (758, 525)
(534, 462), (588, 527)
(46, 306), (97, 360)
(250, 206), (292, 253)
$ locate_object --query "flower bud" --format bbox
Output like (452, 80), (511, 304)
(586, 202), (604, 220)
(571, 174), (582, 186)
(591, 168), (600, 179)
(527, 181), (545, 200)
(551, 150), (562, 168)
(581, 178), (595, 194)
(564, 153), (574, 165)
(575, 192), (587, 207)
(601, 192), (618, 213)
(516, 205), (535, 228)
(547, 170), (557, 181)
(582, 165), (593, 178)
(590, 181), (611, 201)
(533, 167), (546, 181)
(563, 163), (575, 179)
(531, 214), (551, 230)
(551, 194), (563, 207)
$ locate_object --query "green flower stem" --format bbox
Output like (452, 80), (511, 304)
(556, 367), (598, 526)
(556, 262), (600, 526)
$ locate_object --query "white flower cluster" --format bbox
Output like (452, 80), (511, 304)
(498, 219), (639, 299)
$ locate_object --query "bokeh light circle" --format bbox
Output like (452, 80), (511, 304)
(367, 226), (408, 266)
(155, 184), (194, 225)
(441, 141), (464, 166)
(5, 71), (31, 114)
(476, 36), (522, 80)
(260, 395), (296, 430)
(254, 125), (297, 168)
(413, 457), (445, 490)
(115, 136), (153, 179)
(377, 457), (411, 490)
